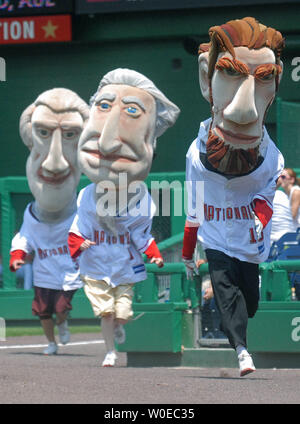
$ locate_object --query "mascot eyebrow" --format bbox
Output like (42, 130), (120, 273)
(122, 96), (146, 112)
(95, 92), (146, 112)
(94, 92), (116, 103)
(215, 56), (282, 79)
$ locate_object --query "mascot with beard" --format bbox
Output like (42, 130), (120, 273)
(182, 17), (285, 376)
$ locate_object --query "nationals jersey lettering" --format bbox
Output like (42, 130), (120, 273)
(38, 245), (69, 259)
(204, 202), (265, 245)
(204, 203), (254, 221)
(70, 183), (156, 287)
(186, 119), (284, 264)
(93, 230), (131, 245)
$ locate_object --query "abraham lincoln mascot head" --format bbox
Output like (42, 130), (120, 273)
(198, 16), (284, 175)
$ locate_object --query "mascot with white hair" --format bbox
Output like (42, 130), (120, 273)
(68, 68), (180, 367)
(10, 88), (89, 355)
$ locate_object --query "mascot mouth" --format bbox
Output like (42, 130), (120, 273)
(207, 129), (260, 175)
(37, 168), (71, 185)
(82, 149), (137, 163)
(214, 126), (259, 147)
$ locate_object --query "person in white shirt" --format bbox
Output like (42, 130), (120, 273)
(10, 88), (89, 355)
(271, 168), (300, 241)
(182, 17), (284, 376)
(270, 189), (298, 245)
(68, 68), (180, 367)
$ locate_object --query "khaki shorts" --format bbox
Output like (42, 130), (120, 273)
(81, 275), (134, 320)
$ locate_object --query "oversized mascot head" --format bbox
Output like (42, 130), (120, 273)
(20, 88), (89, 213)
(198, 17), (285, 175)
(78, 68), (180, 188)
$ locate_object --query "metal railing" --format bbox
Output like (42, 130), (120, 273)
(0, 173), (186, 290)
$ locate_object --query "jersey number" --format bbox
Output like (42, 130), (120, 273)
(249, 228), (264, 244)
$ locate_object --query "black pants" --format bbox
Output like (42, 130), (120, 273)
(205, 249), (260, 350)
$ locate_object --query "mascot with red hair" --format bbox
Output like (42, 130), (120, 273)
(182, 17), (285, 376)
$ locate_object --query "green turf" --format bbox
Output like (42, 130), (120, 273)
(5, 325), (100, 338)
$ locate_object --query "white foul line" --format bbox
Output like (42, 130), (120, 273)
(0, 340), (104, 350)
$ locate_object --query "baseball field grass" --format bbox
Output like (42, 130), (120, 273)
(6, 324), (100, 337)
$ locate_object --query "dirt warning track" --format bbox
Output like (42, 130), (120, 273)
(1, 333), (299, 405)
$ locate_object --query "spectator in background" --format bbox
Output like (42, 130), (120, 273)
(271, 168), (300, 243)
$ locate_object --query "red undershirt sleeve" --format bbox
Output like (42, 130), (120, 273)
(253, 198), (273, 228)
(144, 240), (163, 260)
(9, 250), (26, 272)
(68, 232), (85, 259)
(182, 222), (199, 260)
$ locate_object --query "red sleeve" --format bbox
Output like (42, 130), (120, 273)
(144, 240), (163, 260)
(9, 250), (26, 272)
(182, 221), (199, 260)
(253, 198), (273, 228)
(68, 232), (85, 258)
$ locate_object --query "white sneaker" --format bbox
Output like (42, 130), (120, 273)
(114, 324), (126, 344)
(43, 342), (58, 355)
(57, 320), (70, 345)
(239, 353), (256, 377)
(102, 351), (117, 367)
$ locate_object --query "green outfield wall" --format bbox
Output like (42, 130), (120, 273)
(1, 3), (300, 178)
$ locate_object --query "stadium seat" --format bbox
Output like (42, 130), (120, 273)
(268, 232), (300, 261)
(276, 246), (300, 300)
(276, 245), (300, 261)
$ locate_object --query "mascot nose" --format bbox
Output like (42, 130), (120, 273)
(98, 105), (122, 155)
(42, 129), (69, 174)
(223, 75), (258, 125)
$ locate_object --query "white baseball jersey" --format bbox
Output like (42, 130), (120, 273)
(186, 118), (284, 264)
(69, 183), (156, 287)
(271, 186), (300, 242)
(270, 189), (299, 243)
(290, 185), (300, 227)
(10, 203), (83, 291)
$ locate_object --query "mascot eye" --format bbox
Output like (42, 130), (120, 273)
(224, 67), (241, 77)
(125, 105), (141, 118)
(37, 128), (51, 138)
(99, 101), (112, 111)
(127, 106), (137, 114)
(259, 73), (275, 81)
(63, 130), (77, 139)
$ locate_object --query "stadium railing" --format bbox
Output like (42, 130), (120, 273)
(1, 173), (300, 356)
(0, 173), (186, 291)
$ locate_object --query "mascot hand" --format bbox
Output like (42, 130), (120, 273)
(11, 259), (25, 271)
(150, 257), (164, 268)
(182, 258), (197, 280)
(251, 212), (263, 240)
(80, 239), (96, 251)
